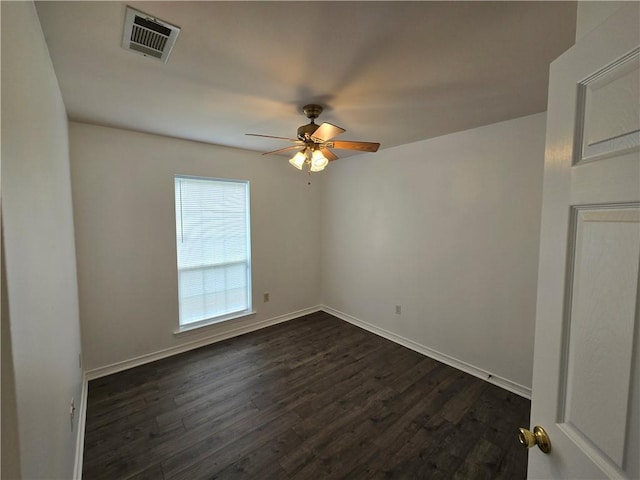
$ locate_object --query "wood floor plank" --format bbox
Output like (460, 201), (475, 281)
(124, 463), (165, 480)
(280, 383), (397, 475)
(165, 412), (302, 480)
(209, 429), (303, 480)
(160, 391), (311, 479)
(83, 312), (530, 479)
(452, 437), (504, 480)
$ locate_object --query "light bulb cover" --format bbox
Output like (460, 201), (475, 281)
(311, 149), (329, 169)
(289, 150), (306, 170)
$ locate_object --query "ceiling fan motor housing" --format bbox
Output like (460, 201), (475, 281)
(297, 104), (323, 141)
(297, 122), (320, 141)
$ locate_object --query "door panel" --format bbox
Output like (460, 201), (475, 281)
(577, 51), (639, 161)
(562, 206), (639, 469)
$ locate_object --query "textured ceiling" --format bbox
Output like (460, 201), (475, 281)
(35, 1), (576, 157)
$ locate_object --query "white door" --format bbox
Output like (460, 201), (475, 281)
(527, 4), (640, 479)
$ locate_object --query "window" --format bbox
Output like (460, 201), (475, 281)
(174, 176), (252, 327)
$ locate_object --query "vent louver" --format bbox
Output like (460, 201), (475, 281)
(122, 7), (180, 63)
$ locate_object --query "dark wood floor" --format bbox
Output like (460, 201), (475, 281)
(83, 311), (530, 480)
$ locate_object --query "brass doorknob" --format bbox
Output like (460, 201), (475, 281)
(518, 426), (551, 453)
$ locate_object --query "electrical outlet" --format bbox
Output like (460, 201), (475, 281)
(395, 305), (402, 315)
(263, 292), (270, 302)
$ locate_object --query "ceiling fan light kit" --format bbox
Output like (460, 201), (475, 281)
(247, 104), (380, 177)
(289, 151), (307, 170)
(288, 148), (329, 172)
(310, 149), (329, 171)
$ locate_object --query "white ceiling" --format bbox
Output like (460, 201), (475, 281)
(35, 1), (576, 158)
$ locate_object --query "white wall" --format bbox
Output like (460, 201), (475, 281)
(575, 1), (633, 41)
(69, 123), (322, 372)
(321, 113), (546, 391)
(1, 2), (83, 478)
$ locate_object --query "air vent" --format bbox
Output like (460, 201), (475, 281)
(122, 7), (180, 63)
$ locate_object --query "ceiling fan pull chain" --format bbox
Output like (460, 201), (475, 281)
(307, 169), (312, 186)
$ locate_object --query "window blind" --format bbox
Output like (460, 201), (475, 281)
(174, 176), (252, 326)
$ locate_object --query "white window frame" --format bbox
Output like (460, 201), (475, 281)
(173, 175), (253, 332)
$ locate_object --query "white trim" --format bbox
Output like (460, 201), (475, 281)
(85, 306), (322, 380)
(73, 374), (88, 479)
(173, 309), (256, 335)
(321, 305), (532, 399)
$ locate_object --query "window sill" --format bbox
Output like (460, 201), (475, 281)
(173, 310), (257, 336)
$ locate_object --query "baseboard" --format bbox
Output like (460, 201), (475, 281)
(321, 305), (532, 399)
(85, 305), (322, 380)
(73, 374), (88, 479)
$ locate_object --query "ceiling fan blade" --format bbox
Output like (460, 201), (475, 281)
(321, 147), (338, 162)
(246, 133), (301, 143)
(329, 140), (380, 152)
(311, 122), (346, 142)
(262, 145), (303, 156)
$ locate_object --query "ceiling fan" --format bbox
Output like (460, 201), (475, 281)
(246, 104), (380, 173)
